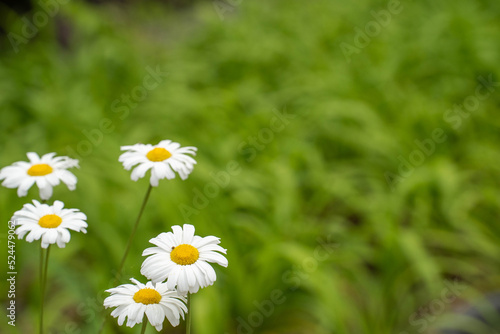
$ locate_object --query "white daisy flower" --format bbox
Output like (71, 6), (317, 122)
(118, 140), (197, 186)
(0, 152), (79, 200)
(104, 278), (187, 331)
(141, 224), (228, 294)
(12, 200), (87, 248)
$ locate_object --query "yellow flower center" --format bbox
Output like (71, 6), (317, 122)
(38, 214), (62, 228)
(170, 244), (199, 265)
(133, 288), (162, 305)
(27, 164), (53, 176)
(146, 148), (172, 162)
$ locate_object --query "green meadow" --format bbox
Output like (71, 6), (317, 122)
(1, 0), (500, 333)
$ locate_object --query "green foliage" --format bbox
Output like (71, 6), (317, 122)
(1, 0), (500, 333)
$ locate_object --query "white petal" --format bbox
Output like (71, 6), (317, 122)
(171, 226), (183, 245)
(200, 251), (229, 267)
(38, 183), (53, 200)
(26, 152), (41, 163)
(131, 163), (152, 181)
(166, 267), (181, 291)
(176, 268), (189, 294)
(56, 170), (77, 190)
(182, 224), (195, 244)
(16, 177), (35, 197)
(197, 261), (217, 284)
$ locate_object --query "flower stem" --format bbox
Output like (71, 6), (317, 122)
(40, 245), (50, 334)
(39, 248), (44, 334)
(39, 200), (48, 334)
(140, 320), (148, 334)
(117, 184), (153, 277)
(186, 294), (192, 334)
(98, 184), (153, 334)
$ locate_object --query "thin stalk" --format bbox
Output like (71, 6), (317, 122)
(140, 319), (148, 334)
(186, 294), (191, 334)
(39, 248), (44, 334)
(116, 184), (153, 278)
(39, 199), (47, 333)
(98, 184), (153, 334)
(40, 245), (50, 334)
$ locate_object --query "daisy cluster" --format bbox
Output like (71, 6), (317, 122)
(2, 152), (87, 333)
(103, 140), (228, 331)
(1, 152), (87, 248)
(104, 223), (228, 331)
(1, 140), (228, 332)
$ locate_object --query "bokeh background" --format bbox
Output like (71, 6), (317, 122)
(1, 0), (500, 333)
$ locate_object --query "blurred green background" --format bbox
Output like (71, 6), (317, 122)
(1, 0), (500, 333)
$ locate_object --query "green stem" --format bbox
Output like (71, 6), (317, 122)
(98, 184), (153, 334)
(186, 294), (191, 334)
(39, 248), (44, 334)
(116, 184), (153, 278)
(43, 246), (50, 290)
(39, 199), (47, 333)
(140, 319), (148, 334)
(40, 245), (50, 334)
